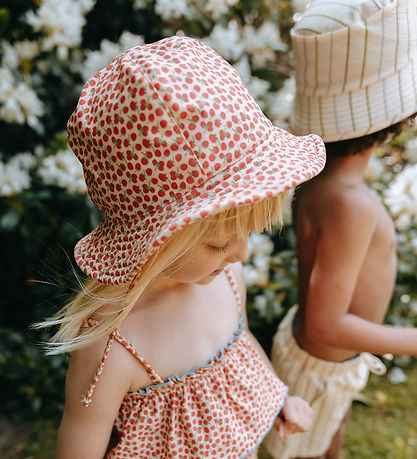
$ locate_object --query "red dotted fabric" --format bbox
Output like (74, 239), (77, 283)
(67, 36), (326, 285)
(83, 267), (288, 458)
(107, 330), (287, 458)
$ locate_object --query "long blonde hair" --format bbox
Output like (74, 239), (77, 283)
(39, 193), (287, 354)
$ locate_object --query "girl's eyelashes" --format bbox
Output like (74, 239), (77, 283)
(206, 244), (228, 253)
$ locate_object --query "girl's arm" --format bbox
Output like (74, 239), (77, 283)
(57, 337), (133, 459)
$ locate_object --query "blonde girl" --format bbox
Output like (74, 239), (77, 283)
(41, 36), (325, 458)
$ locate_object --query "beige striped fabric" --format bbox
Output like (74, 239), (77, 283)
(264, 306), (386, 459)
(291, 0), (417, 141)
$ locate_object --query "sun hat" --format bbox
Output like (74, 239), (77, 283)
(68, 35), (325, 285)
(291, 0), (417, 142)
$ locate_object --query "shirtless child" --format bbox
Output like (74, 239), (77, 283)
(265, 1), (417, 458)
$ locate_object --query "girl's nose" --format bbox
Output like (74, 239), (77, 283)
(227, 239), (249, 263)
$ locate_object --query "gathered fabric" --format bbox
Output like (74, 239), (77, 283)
(265, 305), (386, 459)
(82, 266), (288, 458)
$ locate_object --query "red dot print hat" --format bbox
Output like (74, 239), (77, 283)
(68, 36), (326, 285)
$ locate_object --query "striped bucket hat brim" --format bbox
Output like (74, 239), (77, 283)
(291, 0), (417, 142)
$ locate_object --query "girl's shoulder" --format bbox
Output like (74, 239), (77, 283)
(68, 317), (155, 407)
(68, 333), (137, 397)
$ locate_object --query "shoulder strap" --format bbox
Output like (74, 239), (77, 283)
(81, 319), (164, 407)
(113, 331), (164, 383)
(224, 265), (242, 313)
(81, 322), (117, 407)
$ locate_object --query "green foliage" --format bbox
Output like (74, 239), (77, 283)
(0, 329), (67, 422)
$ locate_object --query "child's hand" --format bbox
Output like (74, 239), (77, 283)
(274, 396), (313, 439)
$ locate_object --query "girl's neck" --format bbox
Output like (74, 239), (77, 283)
(147, 273), (191, 294)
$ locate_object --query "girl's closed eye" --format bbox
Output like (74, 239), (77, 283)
(206, 244), (228, 253)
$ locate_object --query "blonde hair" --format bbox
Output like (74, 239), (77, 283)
(39, 193), (287, 354)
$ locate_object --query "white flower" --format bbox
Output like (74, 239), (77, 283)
(411, 237), (417, 254)
(1, 41), (19, 69)
(365, 154), (385, 182)
(268, 77), (295, 129)
(233, 56), (270, 106)
(272, 298), (284, 316)
(0, 79), (44, 129)
(395, 213), (412, 231)
(78, 0), (96, 9)
(253, 253), (272, 271)
(253, 295), (268, 317)
(38, 148), (86, 194)
(243, 264), (268, 287)
(15, 82), (45, 128)
(14, 40), (40, 61)
(404, 136), (417, 164)
(248, 233), (274, 257)
(155, 0), (194, 20)
(1, 40), (40, 70)
(80, 32), (145, 82)
(388, 367), (407, 384)
(384, 163), (417, 225)
(205, 0), (239, 20)
(243, 22), (286, 68)
(26, 0), (96, 60)
(0, 67), (13, 93)
(0, 97), (24, 124)
(204, 20), (244, 61)
(133, 0), (148, 9)
(0, 153), (37, 197)
(13, 152), (37, 170)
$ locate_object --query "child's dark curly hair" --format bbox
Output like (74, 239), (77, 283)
(325, 113), (416, 157)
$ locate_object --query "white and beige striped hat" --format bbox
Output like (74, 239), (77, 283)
(291, 0), (417, 142)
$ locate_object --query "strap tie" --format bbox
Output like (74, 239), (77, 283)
(362, 353), (386, 375)
(81, 328), (118, 407)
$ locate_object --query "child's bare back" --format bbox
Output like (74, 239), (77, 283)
(293, 158), (397, 362)
(266, 1), (417, 457)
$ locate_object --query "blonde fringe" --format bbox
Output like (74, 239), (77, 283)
(37, 193), (287, 355)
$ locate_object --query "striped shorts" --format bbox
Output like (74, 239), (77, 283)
(264, 305), (385, 459)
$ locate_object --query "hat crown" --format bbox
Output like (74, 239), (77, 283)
(291, 0), (417, 141)
(68, 36), (272, 223)
(291, 0), (417, 96)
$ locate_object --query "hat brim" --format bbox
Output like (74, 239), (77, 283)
(74, 128), (325, 284)
(293, 58), (417, 142)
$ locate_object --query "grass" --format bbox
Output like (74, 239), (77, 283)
(1, 418), (58, 459)
(2, 361), (416, 459)
(343, 361), (417, 459)
(260, 359), (417, 459)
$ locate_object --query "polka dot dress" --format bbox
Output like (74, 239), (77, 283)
(83, 267), (288, 458)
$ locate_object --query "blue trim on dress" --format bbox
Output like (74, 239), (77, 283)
(239, 385), (289, 459)
(133, 313), (245, 396)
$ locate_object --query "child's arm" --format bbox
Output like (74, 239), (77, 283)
(304, 193), (417, 356)
(57, 338), (135, 459)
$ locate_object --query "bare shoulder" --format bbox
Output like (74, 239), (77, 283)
(66, 335), (133, 411)
(323, 187), (377, 229)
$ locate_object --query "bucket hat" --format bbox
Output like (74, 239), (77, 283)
(291, 0), (417, 142)
(68, 36), (325, 285)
